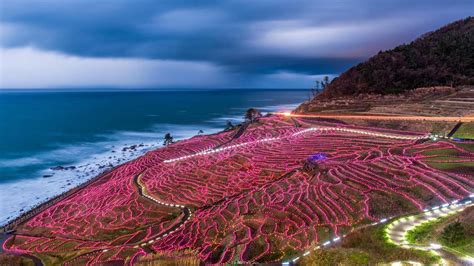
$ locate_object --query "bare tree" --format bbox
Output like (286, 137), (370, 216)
(163, 133), (174, 146)
(244, 108), (262, 123)
(225, 120), (235, 131)
(322, 76), (330, 89)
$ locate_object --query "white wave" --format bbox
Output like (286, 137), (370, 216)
(259, 103), (300, 112)
(207, 115), (244, 124)
(0, 157), (44, 168)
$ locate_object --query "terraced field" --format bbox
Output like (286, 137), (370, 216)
(2, 116), (473, 265)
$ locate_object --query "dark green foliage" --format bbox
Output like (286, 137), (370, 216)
(440, 222), (466, 246)
(225, 120), (235, 130)
(244, 108), (262, 122)
(320, 17), (474, 98)
(163, 133), (173, 146)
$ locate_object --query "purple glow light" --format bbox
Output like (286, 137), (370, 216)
(308, 153), (328, 162)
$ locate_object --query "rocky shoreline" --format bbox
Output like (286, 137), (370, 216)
(1, 141), (159, 229)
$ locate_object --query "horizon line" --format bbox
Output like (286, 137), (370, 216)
(0, 87), (318, 92)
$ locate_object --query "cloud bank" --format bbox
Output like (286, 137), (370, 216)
(0, 0), (473, 88)
(0, 47), (229, 88)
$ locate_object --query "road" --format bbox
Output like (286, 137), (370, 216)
(278, 112), (474, 123)
(386, 202), (474, 265)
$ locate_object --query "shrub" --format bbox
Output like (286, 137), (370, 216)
(440, 221), (466, 246)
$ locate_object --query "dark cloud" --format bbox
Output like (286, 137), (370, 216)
(1, 0), (473, 87)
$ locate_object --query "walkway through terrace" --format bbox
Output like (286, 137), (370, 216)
(133, 173), (192, 248)
(278, 112), (474, 123)
(163, 125), (428, 163)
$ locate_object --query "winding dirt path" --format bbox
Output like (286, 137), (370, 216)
(132, 173), (192, 249)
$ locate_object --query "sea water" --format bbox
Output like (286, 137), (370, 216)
(0, 89), (310, 224)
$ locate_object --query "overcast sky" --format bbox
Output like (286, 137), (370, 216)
(0, 0), (472, 89)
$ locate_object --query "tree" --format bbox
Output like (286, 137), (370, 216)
(322, 76), (330, 89)
(225, 120), (235, 131)
(244, 108), (262, 123)
(163, 133), (174, 146)
(440, 221), (466, 246)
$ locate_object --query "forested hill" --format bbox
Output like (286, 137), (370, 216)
(316, 17), (474, 99)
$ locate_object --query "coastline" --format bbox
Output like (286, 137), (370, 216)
(0, 125), (231, 231)
(0, 101), (302, 229)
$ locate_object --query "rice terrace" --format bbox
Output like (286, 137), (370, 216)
(2, 112), (473, 264)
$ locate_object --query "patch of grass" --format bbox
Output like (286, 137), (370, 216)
(347, 251), (370, 265)
(368, 190), (419, 218)
(423, 156), (467, 162)
(136, 251), (201, 266)
(0, 254), (35, 266)
(422, 149), (457, 156)
(299, 224), (440, 266)
(36, 250), (85, 266)
(425, 161), (474, 170)
(452, 123), (474, 139)
(405, 217), (446, 244)
(447, 237), (474, 257)
(406, 208), (474, 257)
(298, 248), (370, 266)
(455, 142), (474, 152)
(440, 222), (474, 257)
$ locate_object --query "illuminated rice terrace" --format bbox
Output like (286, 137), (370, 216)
(3, 116), (473, 264)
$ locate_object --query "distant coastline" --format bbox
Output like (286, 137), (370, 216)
(0, 88), (311, 93)
(0, 89), (309, 225)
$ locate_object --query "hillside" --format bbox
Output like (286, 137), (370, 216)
(317, 17), (474, 99)
(2, 115), (472, 264)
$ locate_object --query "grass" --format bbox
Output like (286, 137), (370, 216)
(425, 161), (474, 170)
(440, 222), (474, 257)
(444, 237), (474, 257)
(452, 123), (474, 139)
(33, 248), (95, 266)
(421, 142), (474, 172)
(298, 248), (370, 266)
(135, 251), (201, 265)
(405, 217), (446, 244)
(0, 254), (35, 266)
(455, 142), (474, 152)
(298, 224), (440, 265)
(423, 155), (466, 162)
(405, 207), (474, 258)
(422, 149), (458, 156)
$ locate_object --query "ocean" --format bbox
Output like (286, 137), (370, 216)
(0, 89), (310, 224)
